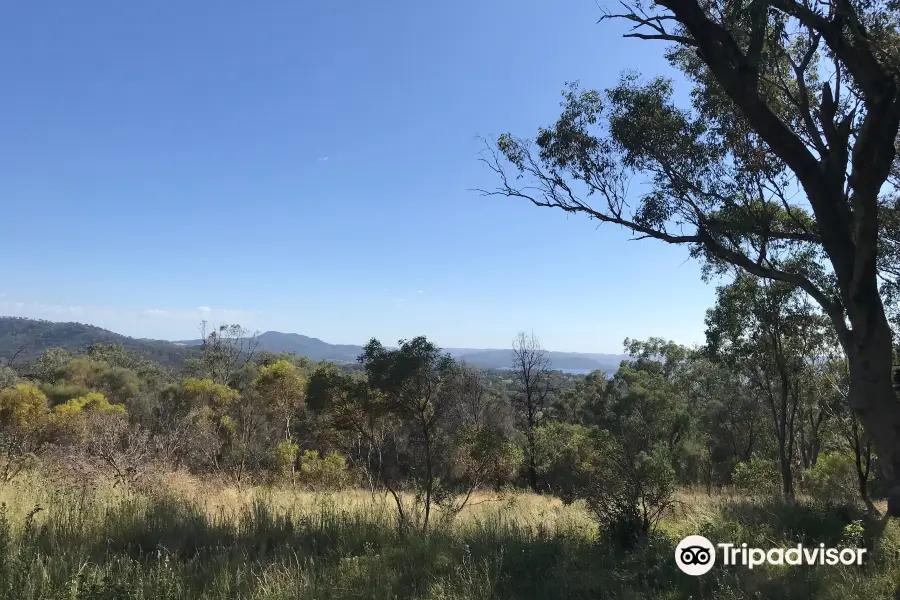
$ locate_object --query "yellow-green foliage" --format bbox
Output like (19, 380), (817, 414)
(63, 358), (108, 386)
(299, 449), (351, 489)
(0, 384), (50, 431)
(64, 358), (140, 401)
(253, 360), (307, 409)
(0, 385), (51, 481)
(804, 451), (861, 506)
(268, 440), (300, 478)
(38, 358), (141, 405)
(182, 378), (239, 409)
(39, 382), (93, 405)
(95, 365), (141, 400)
(54, 392), (125, 417)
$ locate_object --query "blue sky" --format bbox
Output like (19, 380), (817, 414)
(0, 0), (716, 353)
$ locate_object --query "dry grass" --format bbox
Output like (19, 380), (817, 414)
(94, 470), (598, 534)
(0, 473), (898, 599)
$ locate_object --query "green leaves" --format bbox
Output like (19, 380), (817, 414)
(305, 362), (346, 413)
(705, 272), (827, 368)
(533, 422), (601, 503)
(480, 1), (900, 409)
(182, 378), (240, 410)
(252, 360), (307, 412)
(362, 338), (454, 401)
(535, 83), (608, 173)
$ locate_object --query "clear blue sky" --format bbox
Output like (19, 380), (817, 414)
(0, 0), (716, 353)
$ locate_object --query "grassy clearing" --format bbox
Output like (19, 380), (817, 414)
(1, 474), (899, 599)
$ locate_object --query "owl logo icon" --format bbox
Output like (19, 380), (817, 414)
(675, 535), (716, 575)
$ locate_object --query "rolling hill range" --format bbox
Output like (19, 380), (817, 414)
(0, 317), (197, 367)
(175, 334), (628, 372)
(176, 331), (365, 364)
(0, 317), (627, 373)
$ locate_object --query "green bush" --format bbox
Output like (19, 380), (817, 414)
(267, 440), (300, 479)
(732, 457), (780, 496)
(39, 382), (92, 406)
(803, 452), (860, 507)
(841, 519), (866, 548)
(582, 442), (676, 547)
(299, 449), (351, 490)
(535, 423), (676, 547)
(533, 422), (597, 503)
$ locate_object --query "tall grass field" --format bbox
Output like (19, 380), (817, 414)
(1, 473), (899, 599)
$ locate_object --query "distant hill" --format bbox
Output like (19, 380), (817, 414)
(177, 331), (365, 363)
(0, 317), (196, 367)
(178, 332), (627, 373)
(1, 317), (627, 374)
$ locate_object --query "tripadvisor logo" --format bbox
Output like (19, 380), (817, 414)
(674, 535), (867, 576)
(675, 535), (716, 575)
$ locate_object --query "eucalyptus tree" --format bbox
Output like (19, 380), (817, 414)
(482, 0), (900, 512)
(309, 337), (519, 531)
(706, 273), (828, 499)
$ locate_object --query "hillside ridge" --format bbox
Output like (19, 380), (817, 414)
(1, 317), (626, 372)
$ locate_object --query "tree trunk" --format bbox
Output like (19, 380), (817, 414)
(849, 414), (879, 515)
(845, 334), (900, 516)
(777, 444), (794, 501)
(527, 452), (538, 493)
(856, 458), (878, 516)
(422, 426), (433, 532)
(769, 362), (796, 502)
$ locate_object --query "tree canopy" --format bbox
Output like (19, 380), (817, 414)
(482, 0), (900, 514)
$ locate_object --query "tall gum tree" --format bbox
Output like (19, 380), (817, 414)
(480, 0), (900, 514)
(705, 273), (827, 500)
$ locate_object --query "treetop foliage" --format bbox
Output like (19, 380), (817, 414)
(480, 0), (900, 350)
(0, 312), (887, 535)
(481, 0), (900, 514)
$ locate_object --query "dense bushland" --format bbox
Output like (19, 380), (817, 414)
(1, 315), (899, 596)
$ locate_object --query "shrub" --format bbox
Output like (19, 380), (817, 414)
(54, 392), (125, 416)
(533, 422), (598, 503)
(52, 391), (127, 446)
(0, 384), (51, 481)
(73, 411), (153, 489)
(535, 423), (676, 547)
(580, 440), (676, 547)
(0, 367), (18, 390)
(841, 519), (866, 548)
(299, 449), (351, 490)
(454, 422), (522, 489)
(267, 440), (300, 479)
(39, 382), (92, 405)
(182, 378), (239, 409)
(732, 457), (780, 496)
(803, 452), (860, 506)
